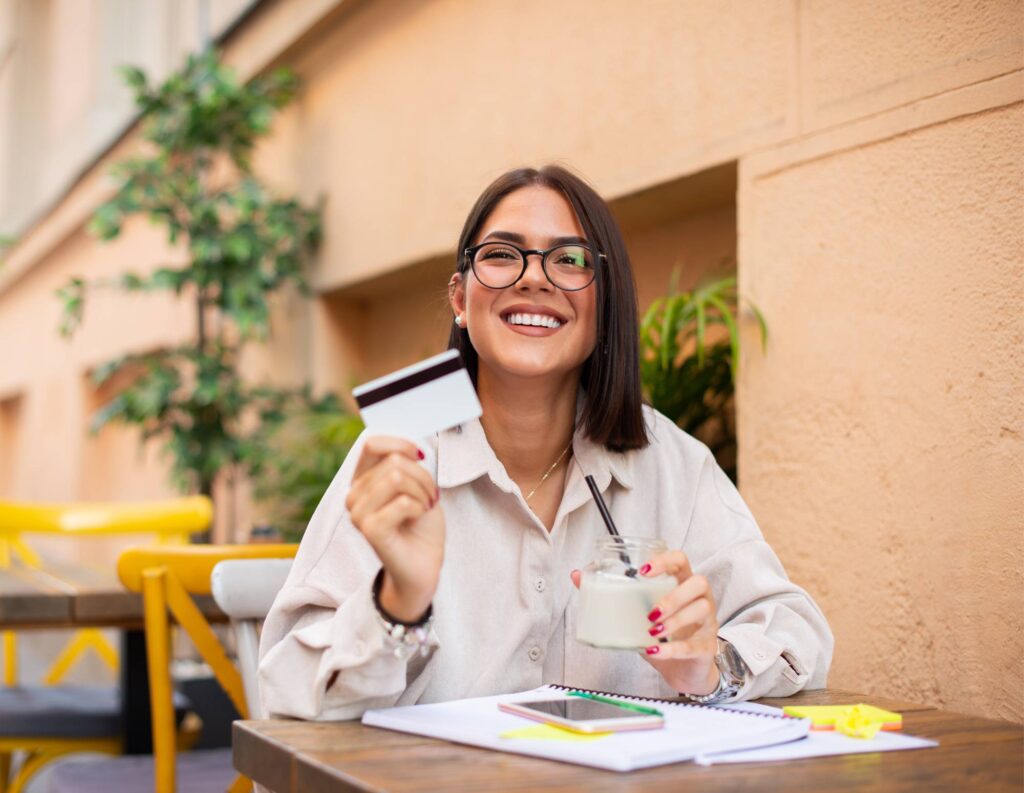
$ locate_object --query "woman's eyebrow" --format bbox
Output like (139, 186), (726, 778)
(481, 230), (589, 246)
(549, 235), (588, 246)
(481, 230), (527, 244)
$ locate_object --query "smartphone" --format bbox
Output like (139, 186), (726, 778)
(498, 698), (664, 733)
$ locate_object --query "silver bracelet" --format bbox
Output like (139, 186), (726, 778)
(371, 569), (434, 660)
(374, 610), (434, 659)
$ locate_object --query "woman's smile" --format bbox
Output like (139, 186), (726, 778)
(499, 303), (568, 337)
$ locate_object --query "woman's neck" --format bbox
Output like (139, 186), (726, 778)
(476, 366), (579, 485)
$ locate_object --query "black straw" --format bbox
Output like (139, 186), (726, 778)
(584, 475), (637, 577)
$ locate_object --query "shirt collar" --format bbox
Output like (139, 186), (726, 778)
(436, 391), (635, 493)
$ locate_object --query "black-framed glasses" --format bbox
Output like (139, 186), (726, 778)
(464, 241), (604, 291)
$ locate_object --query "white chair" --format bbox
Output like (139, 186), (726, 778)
(210, 558), (293, 720)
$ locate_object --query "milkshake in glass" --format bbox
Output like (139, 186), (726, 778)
(576, 537), (677, 650)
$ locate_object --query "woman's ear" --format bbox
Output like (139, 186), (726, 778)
(448, 272), (466, 317)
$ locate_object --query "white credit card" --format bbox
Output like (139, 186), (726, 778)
(352, 350), (482, 441)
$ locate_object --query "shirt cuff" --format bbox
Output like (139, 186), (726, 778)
(717, 623), (807, 700)
(293, 578), (439, 715)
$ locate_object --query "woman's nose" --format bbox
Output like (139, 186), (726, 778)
(516, 253), (552, 290)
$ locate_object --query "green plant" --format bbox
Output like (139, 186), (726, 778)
(57, 51), (321, 527)
(639, 273), (766, 479)
(254, 395), (364, 541)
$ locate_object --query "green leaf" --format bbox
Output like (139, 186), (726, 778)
(56, 278), (86, 337)
(706, 294), (740, 381)
(695, 298), (707, 368)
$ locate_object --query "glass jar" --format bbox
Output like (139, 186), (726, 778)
(576, 537), (677, 650)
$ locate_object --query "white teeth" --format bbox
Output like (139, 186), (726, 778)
(505, 312), (561, 328)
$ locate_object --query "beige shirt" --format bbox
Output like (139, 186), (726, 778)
(259, 406), (833, 721)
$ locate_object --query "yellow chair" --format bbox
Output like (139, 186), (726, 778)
(44, 544), (298, 793)
(0, 497), (212, 793)
(0, 496), (212, 685)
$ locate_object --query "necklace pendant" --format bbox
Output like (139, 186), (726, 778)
(524, 441), (573, 503)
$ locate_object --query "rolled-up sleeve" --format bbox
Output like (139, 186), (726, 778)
(258, 434), (438, 721)
(682, 451), (834, 700)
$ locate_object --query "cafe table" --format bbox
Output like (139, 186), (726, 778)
(233, 688), (1024, 792)
(0, 558), (223, 753)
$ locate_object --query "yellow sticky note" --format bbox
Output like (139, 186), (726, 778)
(783, 704), (902, 735)
(500, 724), (611, 742)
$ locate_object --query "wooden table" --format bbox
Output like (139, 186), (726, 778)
(233, 689), (1024, 792)
(0, 560), (222, 753)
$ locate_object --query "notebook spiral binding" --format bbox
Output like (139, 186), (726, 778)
(547, 684), (790, 720)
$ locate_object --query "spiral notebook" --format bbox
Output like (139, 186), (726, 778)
(362, 684), (810, 772)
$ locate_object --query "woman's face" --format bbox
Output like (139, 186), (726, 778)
(450, 185), (598, 383)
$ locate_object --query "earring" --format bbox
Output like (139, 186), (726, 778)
(454, 315), (463, 327)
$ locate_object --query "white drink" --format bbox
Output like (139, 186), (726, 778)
(576, 570), (677, 649)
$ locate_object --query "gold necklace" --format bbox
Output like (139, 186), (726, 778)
(524, 441), (573, 502)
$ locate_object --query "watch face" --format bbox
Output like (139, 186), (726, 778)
(716, 642), (747, 687)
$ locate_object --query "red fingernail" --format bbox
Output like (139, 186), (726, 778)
(639, 563), (651, 576)
(645, 645), (660, 655)
(647, 607), (662, 623)
(417, 449), (425, 460)
(649, 623), (665, 637)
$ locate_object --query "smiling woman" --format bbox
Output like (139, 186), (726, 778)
(258, 165), (834, 721)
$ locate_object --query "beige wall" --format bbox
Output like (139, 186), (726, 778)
(738, 78), (1024, 722)
(0, 0), (257, 237)
(0, 0), (1021, 718)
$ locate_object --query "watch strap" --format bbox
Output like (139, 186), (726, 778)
(681, 638), (749, 705)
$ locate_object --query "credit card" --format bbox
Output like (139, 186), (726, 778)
(352, 350), (482, 453)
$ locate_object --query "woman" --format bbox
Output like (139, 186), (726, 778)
(259, 165), (832, 720)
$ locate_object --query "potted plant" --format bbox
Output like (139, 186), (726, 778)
(639, 273), (766, 480)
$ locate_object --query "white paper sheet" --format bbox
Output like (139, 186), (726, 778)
(695, 729), (938, 765)
(363, 685), (811, 771)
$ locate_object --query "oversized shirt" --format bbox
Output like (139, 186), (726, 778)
(259, 406), (834, 721)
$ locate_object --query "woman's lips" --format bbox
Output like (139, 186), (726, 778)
(501, 316), (564, 337)
(504, 322), (563, 337)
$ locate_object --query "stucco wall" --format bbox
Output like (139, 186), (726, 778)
(738, 85), (1023, 721)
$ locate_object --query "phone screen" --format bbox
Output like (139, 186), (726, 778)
(516, 699), (646, 722)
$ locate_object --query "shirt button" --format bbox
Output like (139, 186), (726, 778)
(534, 578), (546, 592)
(754, 651), (767, 661)
(528, 647), (541, 662)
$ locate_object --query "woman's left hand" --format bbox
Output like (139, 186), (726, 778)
(573, 550), (720, 695)
(637, 551), (720, 695)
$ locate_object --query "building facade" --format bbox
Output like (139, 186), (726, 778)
(0, 0), (1021, 721)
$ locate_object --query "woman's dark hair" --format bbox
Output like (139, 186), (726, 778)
(447, 164), (648, 452)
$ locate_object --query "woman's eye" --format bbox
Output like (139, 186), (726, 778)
(482, 249), (518, 260)
(554, 253), (588, 268)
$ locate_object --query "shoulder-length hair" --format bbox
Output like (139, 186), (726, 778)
(447, 164), (648, 452)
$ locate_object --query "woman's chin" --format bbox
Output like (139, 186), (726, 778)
(481, 353), (582, 383)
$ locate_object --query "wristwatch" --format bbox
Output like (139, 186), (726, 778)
(371, 568), (434, 660)
(682, 638), (749, 705)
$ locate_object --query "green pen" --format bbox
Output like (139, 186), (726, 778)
(567, 691), (664, 717)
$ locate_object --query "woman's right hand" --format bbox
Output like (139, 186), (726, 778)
(345, 436), (444, 623)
